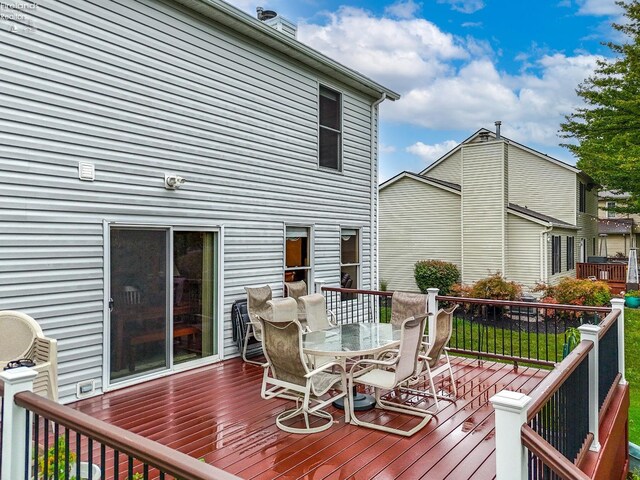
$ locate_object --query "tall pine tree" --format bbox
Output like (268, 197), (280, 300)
(561, 1), (640, 213)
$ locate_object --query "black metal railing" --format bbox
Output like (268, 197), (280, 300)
(322, 287), (392, 324)
(598, 310), (620, 409)
(437, 296), (610, 367)
(525, 341), (592, 479)
(13, 390), (239, 480)
(0, 380), (4, 479)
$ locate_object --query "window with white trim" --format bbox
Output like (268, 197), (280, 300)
(319, 86), (342, 171)
(607, 201), (616, 218)
(552, 235), (562, 275)
(285, 226), (311, 286)
(340, 228), (359, 290)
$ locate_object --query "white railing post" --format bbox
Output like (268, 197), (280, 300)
(427, 288), (439, 344)
(610, 298), (626, 384)
(1, 367), (37, 480)
(314, 279), (326, 294)
(490, 390), (531, 480)
(578, 323), (601, 452)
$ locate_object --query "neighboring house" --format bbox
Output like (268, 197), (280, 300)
(1, 0), (398, 403)
(598, 191), (640, 256)
(379, 126), (599, 292)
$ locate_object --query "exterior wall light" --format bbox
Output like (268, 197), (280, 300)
(165, 174), (186, 190)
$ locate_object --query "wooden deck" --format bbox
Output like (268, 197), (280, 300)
(70, 356), (549, 480)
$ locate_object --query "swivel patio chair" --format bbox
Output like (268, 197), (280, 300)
(390, 291), (428, 327)
(347, 314), (432, 437)
(259, 297), (349, 434)
(242, 285), (272, 365)
(299, 293), (336, 332)
(0, 311), (58, 401)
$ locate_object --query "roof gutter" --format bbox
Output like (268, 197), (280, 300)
(172, 0), (400, 101)
(371, 92), (386, 291)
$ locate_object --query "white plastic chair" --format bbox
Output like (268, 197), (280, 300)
(299, 293), (336, 332)
(0, 311), (58, 401)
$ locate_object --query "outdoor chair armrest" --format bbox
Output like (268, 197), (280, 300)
(349, 355), (398, 375)
(305, 360), (344, 377)
(328, 310), (337, 326)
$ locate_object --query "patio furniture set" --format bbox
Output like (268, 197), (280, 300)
(242, 284), (458, 437)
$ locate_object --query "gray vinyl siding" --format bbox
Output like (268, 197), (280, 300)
(379, 178), (461, 292)
(426, 149), (461, 186)
(1, 0), (378, 402)
(461, 141), (508, 284)
(508, 146), (576, 225)
(506, 214), (544, 290)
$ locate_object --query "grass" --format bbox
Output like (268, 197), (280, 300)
(626, 308), (640, 443)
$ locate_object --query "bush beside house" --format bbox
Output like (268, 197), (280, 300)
(414, 260), (460, 296)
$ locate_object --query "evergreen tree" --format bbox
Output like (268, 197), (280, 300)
(561, 1), (640, 213)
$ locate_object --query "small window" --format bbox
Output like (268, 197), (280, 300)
(340, 228), (359, 290)
(579, 183), (586, 213)
(552, 235), (562, 275)
(607, 201), (616, 218)
(285, 226), (311, 285)
(593, 237), (596, 255)
(319, 86), (342, 171)
(566, 236), (575, 271)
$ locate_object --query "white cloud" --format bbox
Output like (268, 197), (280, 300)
(380, 143), (397, 154)
(576, 0), (621, 16)
(298, 7), (468, 91)
(437, 0), (485, 14)
(407, 140), (459, 163)
(461, 21), (483, 28)
(384, 0), (421, 19)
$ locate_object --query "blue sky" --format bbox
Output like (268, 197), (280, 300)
(227, 0), (623, 181)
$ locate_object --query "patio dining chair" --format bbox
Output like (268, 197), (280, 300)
(242, 285), (272, 365)
(259, 297), (349, 434)
(390, 291), (428, 326)
(347, 314), (432, 437)
(299, 293), (336, 332)
(0, 311), (58, 401)
(405, 306), (458, 414)
(285, 280), (308, 322)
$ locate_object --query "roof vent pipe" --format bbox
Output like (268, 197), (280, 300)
(256, 6), (278, 21)
(495, 120), (502, 140)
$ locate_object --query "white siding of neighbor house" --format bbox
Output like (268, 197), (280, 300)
(379, 177), (461, 292)
(508, 146), (576, 225)
(547, 227), (579, 285)
(424, 149), (461, 186)
(461, 141), (508, 284)
(0, 0), (379, 402)
(506, 214), (544, 290)
(577, 181), (599, 260)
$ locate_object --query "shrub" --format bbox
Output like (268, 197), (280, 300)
(626, 289), (640, 298)
(414, 260), (460, 295)
(535, 277), (611, 306)
(450, 283), (473, 298)
(379, 278), (389, 291)
(469, 272), (522, 300)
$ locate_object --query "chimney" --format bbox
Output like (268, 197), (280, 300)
(256, 6), (297, 38)
(495, 120), (502, 140)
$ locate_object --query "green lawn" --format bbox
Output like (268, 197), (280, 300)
(626, 308), (640, 443)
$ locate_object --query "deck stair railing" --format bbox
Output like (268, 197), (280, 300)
(490, 299), (626, 480)
(0, 368), (240, 480)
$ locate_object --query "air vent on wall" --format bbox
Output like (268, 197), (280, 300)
(78, 162), (95, 181)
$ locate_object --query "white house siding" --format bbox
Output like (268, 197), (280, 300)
(425, 149), (461, 186)
(1, 0), (379, 402)
(508, 146), (576, 225)
(577, 182), (599, 259)
(506, 214), (544, 290)
(379, 178), (461, 292)
(547, 227), (579, 285)
(461, 141), (508, 284)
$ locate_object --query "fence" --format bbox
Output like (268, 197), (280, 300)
(322, 286), (392, 324)
(576, 262), (626, 294)
(0, 368), (240, 480)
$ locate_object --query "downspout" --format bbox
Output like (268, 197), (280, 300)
(540, 225), (553, 284)
(371, 92), (386, 291)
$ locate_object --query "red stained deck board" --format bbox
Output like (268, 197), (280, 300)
(71, 356), (549, 480)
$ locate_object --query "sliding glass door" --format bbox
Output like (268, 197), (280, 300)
(109, 227), (217, 383)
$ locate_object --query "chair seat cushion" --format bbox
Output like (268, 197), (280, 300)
(354, 369), (396, 390)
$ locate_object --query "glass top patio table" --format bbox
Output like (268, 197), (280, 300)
(302, 323), (401, 357)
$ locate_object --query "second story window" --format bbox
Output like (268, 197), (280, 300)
(579, 182), (586, 213)
(319, 85), (342, 171)
(607, 201), (616, 218)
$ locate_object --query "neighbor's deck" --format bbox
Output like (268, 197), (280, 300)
(71, 356), (549, 480)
